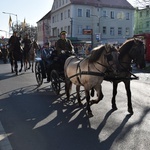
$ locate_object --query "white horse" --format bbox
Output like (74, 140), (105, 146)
(64, 44), (118, 117)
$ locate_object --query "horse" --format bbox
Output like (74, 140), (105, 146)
(8, 45), (23, 75)
(104, 38), (146, 114)
(28, 40), (39, 72)
(64, 44), (119, 117)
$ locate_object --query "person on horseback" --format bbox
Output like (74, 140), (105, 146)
(8, 31), (23, 75)
(22, 33), (32, 69)
(41, 42), (54, 82)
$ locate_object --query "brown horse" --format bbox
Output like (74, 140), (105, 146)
(64, 44), (118, 117)
(104, 38), (146, 114)
(28, 40), (39, 72)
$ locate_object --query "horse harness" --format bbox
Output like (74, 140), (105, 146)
(66, 50), (116, 85)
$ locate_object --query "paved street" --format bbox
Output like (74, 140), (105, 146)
(0, 60), (150, 150)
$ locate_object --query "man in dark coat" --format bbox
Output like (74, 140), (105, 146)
(56, 31), (74, 55)
(56, 31), (74, 71)
(22, 34), (31, 61)
(8, 31), (23, 75)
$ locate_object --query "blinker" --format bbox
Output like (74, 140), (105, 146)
(106, 54), (113, 61)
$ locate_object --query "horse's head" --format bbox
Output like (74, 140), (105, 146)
(104, 44), (119, 73)
(129, 38), (146, 69)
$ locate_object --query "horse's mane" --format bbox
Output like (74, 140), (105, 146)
(88, 45), (105, 63)
(118, 38), (142, 60)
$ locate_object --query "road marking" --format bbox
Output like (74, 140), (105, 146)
(0, 122), (13, 150)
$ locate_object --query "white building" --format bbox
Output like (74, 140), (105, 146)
(37, 0), (135, 47)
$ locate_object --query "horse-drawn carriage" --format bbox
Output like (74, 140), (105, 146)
(35, 38), (146, 116)
(35, 52), (70, 95)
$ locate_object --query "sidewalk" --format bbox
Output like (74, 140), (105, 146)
(132, 62), (150, 84)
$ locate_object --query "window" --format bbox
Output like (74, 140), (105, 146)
(146, 21), (150, 28)
(68, 26), (70, 34)
(78, 25), (82, 34)
(118, 27), (122, 35)
(103, 26), (106, 34)
(110, 11), (114, 19)
(125, 27), (130, 36)
(64, 10), (67, 19)
(78, 9), (82, 17)
(103, 10), (107, 17)
(86, 9), (90, 18)
(68, 9), (70, 18)
(146, 10), (149, 17)
(59, 0), (61, 7)
(126, 13), (130, 20)
(61, 12), (63, 20)
(110, 27), (115, 36)
(140, 11), (142, 17)
(52, 16), (54, 23)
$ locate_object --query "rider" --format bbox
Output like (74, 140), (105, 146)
(8, 31), (22, 74)
(41, 42), (54, 82)
(22, 33), (32, 69)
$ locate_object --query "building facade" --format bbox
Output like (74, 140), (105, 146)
(37, 11), (51, 46)
(134, 6), (150, 34)
(37, 0), (135, 47)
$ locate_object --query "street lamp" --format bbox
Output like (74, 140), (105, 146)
(91, 14), (108, 33)
(2, 11), (18, 31)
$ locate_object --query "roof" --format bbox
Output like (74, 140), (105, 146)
(37, 10), (51, 23)
(70, 0), (134, 9)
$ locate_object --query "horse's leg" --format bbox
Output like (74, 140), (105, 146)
(76, 85), (82, 105)
(14, 59), (18, 75)
(19, 59), (23, 72)
(124, 81), (133, 114)
(111, 81), (118, 110)
(31, 61), (34, 73)
(65, 78), (72, 101)
(85, 89), (93, 117)
(90, 84), (104, 105)
(10, 58), (14, 73)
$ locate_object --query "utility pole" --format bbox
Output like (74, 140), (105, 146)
(70, 17), (73, 37)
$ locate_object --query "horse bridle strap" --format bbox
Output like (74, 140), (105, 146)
(68, 71), (105, 80)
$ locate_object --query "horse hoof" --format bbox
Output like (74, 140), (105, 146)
(11, 70), (14, 73)
(112, 105), (117, 110)
(128, 108), (134, 114)
(19, 69), (22, 72)
(88, 112), (94, 117)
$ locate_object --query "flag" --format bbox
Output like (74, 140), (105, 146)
(22, 18), (26, 29)
(9, 15), (12, 27)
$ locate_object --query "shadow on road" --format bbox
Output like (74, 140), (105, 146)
(0, 84), (149, 150)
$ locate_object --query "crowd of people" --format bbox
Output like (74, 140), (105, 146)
(0, 30), (93, 79)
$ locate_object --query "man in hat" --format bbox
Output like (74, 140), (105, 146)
(22, 34), (32, 69)
(8, 31), (23, 74)
(41, 42), (54, 82)
(56, 31), (74, 55)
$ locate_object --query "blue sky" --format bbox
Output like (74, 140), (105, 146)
(0, 0), (54, 37)
(0, 0), (134, 38)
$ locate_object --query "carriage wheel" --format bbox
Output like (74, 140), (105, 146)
(50, 70), (60, 95)
(35, 61), (43, 86)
